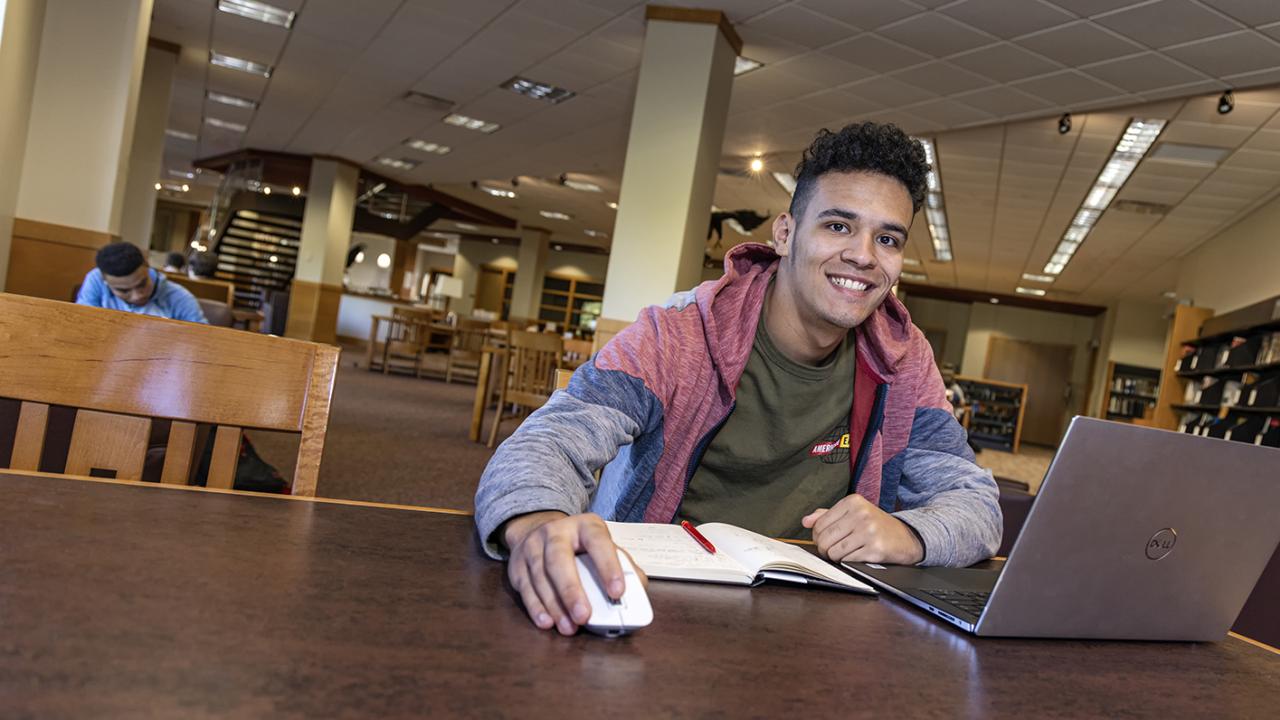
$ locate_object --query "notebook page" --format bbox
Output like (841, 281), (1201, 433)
(606, 521), (749, 582)
(699, 523), (872, 590)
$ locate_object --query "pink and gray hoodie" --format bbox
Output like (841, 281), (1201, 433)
(475, 243), (1001, 566)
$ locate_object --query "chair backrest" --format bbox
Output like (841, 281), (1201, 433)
(563, 338), (593, 368)
(163, 271), (235, 306)
(198, 298), (233, 327)
(554, 369), (573, 391)
(0, 293), (339, 496)
(505, 330), (563, 406)
(452, 318), (492, 354)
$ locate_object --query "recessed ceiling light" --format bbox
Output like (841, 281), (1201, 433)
(205, 117), (247, 132)
(403, 138), (451, 155)
(154, 182), (162, 191)
(584, 229), (608, 239)
(181, 184), (190, 192)
(916, 137), (953, 263)
(479, 186), (516, 199)
(165, 129), (197, 141)
(1043, 117), (1165, 277)
(771, 172), (796, 195)
(1015, 286), (1047, 296)
(207, 91), (257, 109)
(269, 254), (279, 263)
(263, 186), (272, 195)
(376, 253), (392, 269)
(1021, 273), (1054, 283)
(540, 210), (572, 220)
(454, 222), (477, 231)
(1162, 290), (1178, 299)
(490, 238), (500, 245)
(900, 271), (928, 282)
(553, 244), (564, 251)
(503, 76), (575, 104)
(217, 0), (296, 28)
(168, 169), (195, 179)
(903, 257), (922, 267)
(561, 175), (602, 192)
(376, 157), (418, 170)
(734, 57), (763, 76)
(444, 113), (500, 134)
(292, 186), (301, 196)
(605, 201), (618, 210)
(209, 51), (272, 78)
(749, 157), (764, 173)
(989, 298), (1000, 304)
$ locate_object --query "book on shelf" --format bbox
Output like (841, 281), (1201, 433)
(605, 521), (875, 595)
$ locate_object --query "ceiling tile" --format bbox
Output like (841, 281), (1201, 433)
(773, 52), (875, 88)
(746, 5), (859, 49)
(1016, 21), (1146, 66)
(908, 99), (996, 127)
(1184, 0), (1280, 26)
(795, 0), (921, 30)
(1164, 31), (1280, 77)
(846, 75), (939, 107)
(952, 85), (1055, 117)
(877, 12), (998, 58)
(1082, 52), (1208, 92)
(1011, 70), (1127, 105)
(1043, 0), (1147, 18)
(824, 33), (931, 73)
(940, 0), (1075, 40)
(1093, 0), (1243, 48)
(892, 62), (993, 95)
(949, 42), (1063, 82)
(1243, 128), (1280, 151)
(736, 24), (810, 65)
(1158, 120), (1255, 146)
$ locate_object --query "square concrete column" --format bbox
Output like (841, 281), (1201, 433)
(599, 7), (739, 324)
(509, 227), (550, 320)
(287, 158), (359, 344)
(5, 0), (153, 299)
(119, 40), (179, 252)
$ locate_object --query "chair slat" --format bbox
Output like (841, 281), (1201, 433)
(206, 426), (242, 490)
(65, 410), (150, 480)
(293, 344), (339, 497)
(161, 421), (198, 485)
(12, 401), (49, 471)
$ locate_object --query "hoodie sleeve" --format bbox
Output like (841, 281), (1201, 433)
(890, 339), (1003, 567)
(473, 319), (667, 560)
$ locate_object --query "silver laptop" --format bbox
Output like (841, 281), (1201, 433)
(844, 417), (1280, 641)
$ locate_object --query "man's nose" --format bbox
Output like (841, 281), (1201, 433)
(841, 233), (877, 268)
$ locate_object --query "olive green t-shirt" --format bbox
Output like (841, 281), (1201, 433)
(677, 311), (856, 540)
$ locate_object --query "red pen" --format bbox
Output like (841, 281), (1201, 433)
(681, 520), (716, 555)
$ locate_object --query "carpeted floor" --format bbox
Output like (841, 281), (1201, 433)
(253, 347), (1058, 511)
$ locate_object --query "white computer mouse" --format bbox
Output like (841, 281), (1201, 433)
(575, 549), (653, 637)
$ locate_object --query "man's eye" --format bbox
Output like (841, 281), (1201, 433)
(828, 222), (848, 233)
(877, 235), (901, 248)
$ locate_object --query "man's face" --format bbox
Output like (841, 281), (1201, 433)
(103, 266), (154, 307)
(772, 170), (913, 332)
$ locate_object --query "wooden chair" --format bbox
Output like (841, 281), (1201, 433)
(487, 330), (563, 448)
(563, 338), (594, 369)
(554, 368), (573, 391)
(0, 293), (339, 496)
(163, 271), (235, 307)
(446, 318), (492, 383)
(381, 316), (436, 377)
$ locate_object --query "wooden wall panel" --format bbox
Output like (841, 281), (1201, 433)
(5, 218), (116, 301)
(286, 279), (342, 344)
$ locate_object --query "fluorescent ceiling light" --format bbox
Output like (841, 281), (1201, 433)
(218, 0), (296, 28)
(376, 157), (418, 171)
(539, 210), (572, 220)
(1043, 117), (1165, 277)
(207, 91), (257, 109)
(903, 257), (921, 267)
(1021, 273), (1055, 283)
(479, 186), (516, 199)
(915, 137), (952, 263)
(734, 57), (763, 76)
(444, 113), (500, 134)
(209, 52), (272, 78)
(900, 271), (928, 283)
(454, 223), (477, 231)
(165, 129), (197, 141)
(562, 177), (602, 192)
(584, 229), (608, 238)
(403, 138), (451, 155)
(1016, 287), (1047, 296)
(771, 172), (796, 195)
(205, 117), (247, 132)
(503, 76), (575, 104)
(1148, 142), (1230, 167)
(168, 169), (195, 179)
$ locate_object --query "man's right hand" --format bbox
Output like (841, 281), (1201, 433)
(501, 511), (625, 635)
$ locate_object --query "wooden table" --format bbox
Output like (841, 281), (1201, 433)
(365, 315), (453, 373)
(469, 342), (507, 442)
(2, 472), (1277, 718)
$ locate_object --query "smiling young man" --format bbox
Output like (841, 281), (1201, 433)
(76, 242), (207, 323)
(474, 122), (1001, 636)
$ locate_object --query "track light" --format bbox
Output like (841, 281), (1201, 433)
(1217, 90), (1234, 115)
(1058, 113), (1071, 135)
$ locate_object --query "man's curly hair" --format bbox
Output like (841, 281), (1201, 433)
(789, 122), (929, 220)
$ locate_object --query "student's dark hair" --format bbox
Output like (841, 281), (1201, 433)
(95, 242), (146, 277)
(164, 251), (186, 269)
(789, 122), (929, 220)
(187, 251), (219, 278)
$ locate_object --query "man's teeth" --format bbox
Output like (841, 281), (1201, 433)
(829, 276), (869, 291)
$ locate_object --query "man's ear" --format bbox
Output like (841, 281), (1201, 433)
(772, 213), (792, 257)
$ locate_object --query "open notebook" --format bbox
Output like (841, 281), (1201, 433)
(606, 521), (875, 595)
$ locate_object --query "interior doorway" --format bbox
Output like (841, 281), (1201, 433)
(474, 265), (515, 317)
(985, 337), (1075, 446)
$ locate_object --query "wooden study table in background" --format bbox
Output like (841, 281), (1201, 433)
(2, 471), (1276, 718)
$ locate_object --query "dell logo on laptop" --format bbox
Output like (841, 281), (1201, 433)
(1146, 528), (1177, 560)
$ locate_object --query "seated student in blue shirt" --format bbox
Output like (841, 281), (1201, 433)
(76, 242), (207, 324)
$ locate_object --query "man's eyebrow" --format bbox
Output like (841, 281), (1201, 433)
(815, 207), (908, 237)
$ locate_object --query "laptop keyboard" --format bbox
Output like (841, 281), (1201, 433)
(921, 589), (991, 616)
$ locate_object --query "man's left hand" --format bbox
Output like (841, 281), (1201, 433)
(801, 495), (924, 565)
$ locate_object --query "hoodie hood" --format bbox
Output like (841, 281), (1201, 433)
(694, 242), (917, 386)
